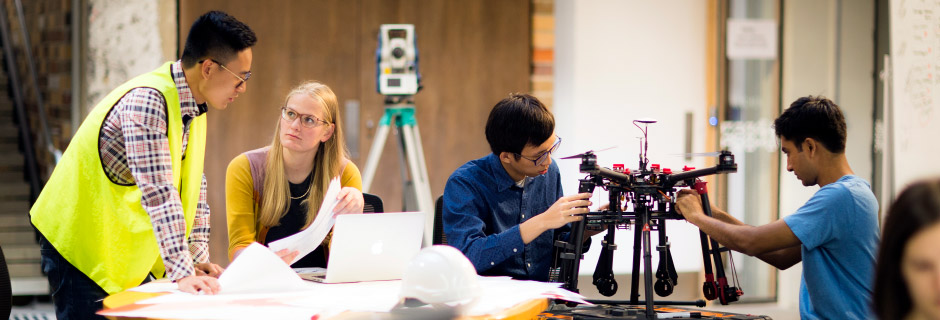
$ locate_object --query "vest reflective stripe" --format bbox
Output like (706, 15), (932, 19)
(30, 62), (205, 294)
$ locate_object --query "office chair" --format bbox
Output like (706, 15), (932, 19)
(1, 244), (11, 320)
(433, 196), (447, 245)
(362, 193), (384, 213)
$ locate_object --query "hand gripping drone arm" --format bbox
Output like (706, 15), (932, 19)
(694, 181), (742, 305)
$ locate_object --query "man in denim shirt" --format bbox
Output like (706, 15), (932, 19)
(443, 94), (599, 281)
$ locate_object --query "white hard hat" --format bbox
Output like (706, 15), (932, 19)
(399, 245), (482, 307)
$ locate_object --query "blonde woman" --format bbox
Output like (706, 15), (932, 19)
(226, 81), (364, 267)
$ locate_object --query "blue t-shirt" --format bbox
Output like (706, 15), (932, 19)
(442, 153), (576, 281)
(783, 175), (879, 320)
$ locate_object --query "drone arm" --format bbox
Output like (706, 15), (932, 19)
(665, 167), (719, 184)
(586, 166), (630, 183)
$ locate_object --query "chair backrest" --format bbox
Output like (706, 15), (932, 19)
(363, 193), (384, 213)
(0, 244), (11, 320)
(433, 195), (447, 245)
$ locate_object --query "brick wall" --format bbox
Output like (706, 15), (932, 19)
(4, 0), (73, 174)
(531, 0), (554, 108)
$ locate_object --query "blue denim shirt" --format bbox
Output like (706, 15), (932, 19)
(442, 153), (575, 281)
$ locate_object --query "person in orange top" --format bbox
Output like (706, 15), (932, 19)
(226, 81), (363, 267)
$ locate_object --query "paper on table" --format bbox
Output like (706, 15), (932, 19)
(268, 177), (342, 265)
(465, 277), (589, 315)
(279, 276), (589, 316)
(217, 242), (310, 294)
(127, 279), (178, 293)
(280, 280), (403, 312)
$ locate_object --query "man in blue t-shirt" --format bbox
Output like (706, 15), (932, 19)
(442, 93), (602, 281)
(675, 96), (879, 319)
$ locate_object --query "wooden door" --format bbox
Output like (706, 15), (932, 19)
(180, 0), (530, 264)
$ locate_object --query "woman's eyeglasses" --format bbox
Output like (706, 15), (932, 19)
(281, 107), (330, 128)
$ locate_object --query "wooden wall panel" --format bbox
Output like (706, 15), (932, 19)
(357, 0), (531, 213)
(180, 1), (530, 265)
(180, 0), (360, 264)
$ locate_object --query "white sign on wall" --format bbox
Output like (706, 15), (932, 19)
(726, 19), (778, 60)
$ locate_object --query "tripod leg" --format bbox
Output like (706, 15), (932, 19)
(395, 121), (414, 210)
(410, 124), (433, 197)
(404, 124), (435, 215)
(362, 122), (392, 192)
(400, 124), (435, 246)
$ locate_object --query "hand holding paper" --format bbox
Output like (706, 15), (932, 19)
(333, 186), (364, 215)
(268, 177), (342, 265)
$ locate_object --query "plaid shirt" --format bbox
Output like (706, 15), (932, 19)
(98, 61), (210, 281)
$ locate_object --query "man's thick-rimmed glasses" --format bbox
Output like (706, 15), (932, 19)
(210, 59), (251, 89)
(516, 136), (562, 166)
(281, 107), (330, 128)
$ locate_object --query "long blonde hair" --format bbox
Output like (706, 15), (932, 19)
(258, 81), (349, 229)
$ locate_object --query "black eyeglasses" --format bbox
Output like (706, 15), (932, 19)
(281, 107), (330, 128)
(516, 136), (562, 166)
(210, 59), (251, 89)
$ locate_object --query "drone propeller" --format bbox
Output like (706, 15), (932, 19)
(560, 146), (617, 159)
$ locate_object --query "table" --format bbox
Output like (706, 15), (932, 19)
(101, 289), (549, 320)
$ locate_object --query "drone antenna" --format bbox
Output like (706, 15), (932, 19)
(633, 119), (656, 170)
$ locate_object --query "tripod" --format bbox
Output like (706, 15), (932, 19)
(361, 97), (435, 245)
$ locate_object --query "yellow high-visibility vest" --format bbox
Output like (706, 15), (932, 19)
(30, 62), (205, 294)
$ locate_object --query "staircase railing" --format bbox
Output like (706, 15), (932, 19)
(0, 0), (62, 202)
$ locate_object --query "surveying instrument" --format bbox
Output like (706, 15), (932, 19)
(361, 24), (435, 245)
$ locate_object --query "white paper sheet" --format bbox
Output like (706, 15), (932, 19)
(216, 242), (311, 294)
(268, 177), (342, 265)
(279, 276), (589, 316)
(466, 277), (590, 315)
(281, 280), (404, 313)
(127, 279), (178, 293)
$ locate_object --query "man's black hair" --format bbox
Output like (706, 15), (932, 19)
(485, 93), (554, 155)
(181, 11), (257, 68)
(773, 95), (847, 153)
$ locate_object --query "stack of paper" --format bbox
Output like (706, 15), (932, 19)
(268, 177), (342, 265)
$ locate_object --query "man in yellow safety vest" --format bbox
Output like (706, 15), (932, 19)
(30, 11), (256, 320)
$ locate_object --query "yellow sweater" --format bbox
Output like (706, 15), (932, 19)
(225, 152), (362, 261)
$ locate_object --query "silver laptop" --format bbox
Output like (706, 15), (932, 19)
(299, 212), (425, 283)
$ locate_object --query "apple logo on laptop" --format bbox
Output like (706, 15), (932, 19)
(371, 241), (384, 255)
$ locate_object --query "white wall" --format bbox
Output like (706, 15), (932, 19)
(554, 0), (708, 275)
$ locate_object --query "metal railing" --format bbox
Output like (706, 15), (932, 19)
(0, 0), (62, 201)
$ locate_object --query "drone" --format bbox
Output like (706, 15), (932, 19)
(549, 119), (743, 319)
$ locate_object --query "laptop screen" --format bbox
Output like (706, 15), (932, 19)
(307, 212), (425, 283)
